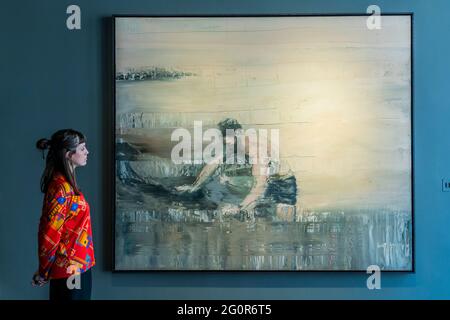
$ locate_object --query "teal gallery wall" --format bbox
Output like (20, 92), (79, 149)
(0, 0), (449, 299)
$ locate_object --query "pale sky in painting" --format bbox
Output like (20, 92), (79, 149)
(115, 16), (411, 211)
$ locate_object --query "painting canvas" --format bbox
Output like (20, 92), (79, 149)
(113, 15), (413, 271)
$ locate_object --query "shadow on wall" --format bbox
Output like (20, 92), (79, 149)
(102, 16), (114, 273)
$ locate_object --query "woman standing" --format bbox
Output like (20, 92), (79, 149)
(31, 129), (95, 300)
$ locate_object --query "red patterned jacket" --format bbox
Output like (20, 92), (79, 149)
(38, 172), (95, 280)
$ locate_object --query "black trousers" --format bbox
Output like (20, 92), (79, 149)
(49, 268), (92, 301)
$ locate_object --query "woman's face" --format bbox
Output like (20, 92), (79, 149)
(224, 135), (235, 145)
(67, 142), (89, 168)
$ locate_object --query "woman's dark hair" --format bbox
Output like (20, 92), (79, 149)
(36, 129), (86, 195)
(217, 118), (242, 138)
(217, 118), (249, 163)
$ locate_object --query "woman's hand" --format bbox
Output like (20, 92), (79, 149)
(175, 185), (194, 193)
(219, 204), (241, 216)
(240, 193), (259, 212)
(31, 270), (48, 287)
(240, 200), (257, 213)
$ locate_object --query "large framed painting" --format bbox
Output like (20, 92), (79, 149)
(113, 15), (413, 271)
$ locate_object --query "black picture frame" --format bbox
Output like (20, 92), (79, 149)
(111, 13), (414, 273)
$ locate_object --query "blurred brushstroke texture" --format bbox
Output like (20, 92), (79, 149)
(114, 16), (412, 270)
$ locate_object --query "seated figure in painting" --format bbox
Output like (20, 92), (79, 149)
(174, 118), (298, 220)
